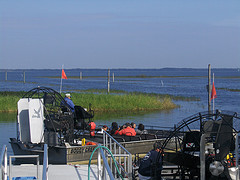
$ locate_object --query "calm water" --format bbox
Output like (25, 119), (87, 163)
(0, 68), (239, 154)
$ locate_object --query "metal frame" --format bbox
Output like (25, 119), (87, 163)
(0, 145), (7, 180)
(200, 132), (239, 180)
(235, 133), (239, 180)
(9, 155), (39, 180)
(103, 130), (133, 179)
(161, 110), (240, 179)
(42, 144), (48, 180)
(99, 147), (115, 180)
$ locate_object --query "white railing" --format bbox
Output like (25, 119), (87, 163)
(98, 146), (115, 180)
(0, 145), (7, 180)
(9, 155), (39, 180)
(1, 144), (48, 180)
(103, 131), (133, 179)
(42, 144), (48, 180)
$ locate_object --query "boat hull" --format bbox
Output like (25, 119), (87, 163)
(10, 138), (97, 164)
(10, 138), (164, 164)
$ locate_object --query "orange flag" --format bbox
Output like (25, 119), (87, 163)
(62, 69), (67, 79)
(211, 82), (217, 100)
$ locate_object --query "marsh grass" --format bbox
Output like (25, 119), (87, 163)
(70, 93), (177, 113)
(72, 89), (199, 101)
(0, 90), (178, 113)
(0, 91), (25, 112)
(0, 112), (16, 122)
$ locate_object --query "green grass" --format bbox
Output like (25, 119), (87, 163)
(0, 90), (179, 113)
(72, 89), (200, 101)
(0, 91), (25, 112)
(70, 93), (177, 112)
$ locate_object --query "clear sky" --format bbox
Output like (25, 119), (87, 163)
(0, 0), (240, 69)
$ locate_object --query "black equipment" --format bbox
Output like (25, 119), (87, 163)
(22, 87), (94, 145)
(161, 110), (239, 180)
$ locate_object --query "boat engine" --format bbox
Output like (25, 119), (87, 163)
(161, 110), (239, 180)
(17, 87), (94, 146)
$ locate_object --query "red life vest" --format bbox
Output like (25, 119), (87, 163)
(118, 127), (136, 136)
(89, 122), (96, 130)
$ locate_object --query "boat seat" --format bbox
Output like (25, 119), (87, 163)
(155, 130), (173, 138)
(140, 134), (157, 140)
(74, 106), (94, 119)
(122, 135), (141, 142)
(111, 135), (125, 142)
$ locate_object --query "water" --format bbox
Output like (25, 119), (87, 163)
(0, 68), (239, 154)
(0, 113), (16, 155)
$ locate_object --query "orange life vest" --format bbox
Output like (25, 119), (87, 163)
(86, 142), (97, 146)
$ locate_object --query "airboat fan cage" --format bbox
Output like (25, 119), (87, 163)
(161, 110), (240, 179)
(162, 110), (240, 149)
(19, 86), (95, 145)
(22, 86), (72, 116)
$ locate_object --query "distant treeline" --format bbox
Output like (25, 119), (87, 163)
(217, 88), (240, 92)
(42, 75), (240, 79)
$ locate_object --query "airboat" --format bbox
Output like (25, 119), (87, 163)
(9, 86), (240, 179)
(10, 87), (166, 164)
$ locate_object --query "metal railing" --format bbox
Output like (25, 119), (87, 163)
(103, 130), (133, 179)
(9, 155), (40, 180)
(97, 146), (115, 180)
(42, 144), (48, 180)
(0, 145), (7, 180)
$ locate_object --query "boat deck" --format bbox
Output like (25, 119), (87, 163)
(8, 164), (100, 180)
(7, 162), (240, 180)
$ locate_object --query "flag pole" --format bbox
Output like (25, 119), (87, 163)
(208, 64), (211, 113)
(212, 73), (215, 113)
(60, 65), (63, 94)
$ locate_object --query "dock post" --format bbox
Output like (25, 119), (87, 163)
(97, 148), (102, 180)
(5, 71), (7, 81)
(107, 69), (110, 94)
(112, 72), (114, 83)
(37, 156), (39, 179)
(9, 156), (12, 180)
(80, 72), (82, 80)
(42, 144), (48, 180)
(23, 71), (26, 83)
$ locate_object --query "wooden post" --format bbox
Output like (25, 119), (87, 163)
(80, 72), (82, 80)
(112, 72), (114, 83)
(23, 71), (26, 83)
(5, 71), (7, 81)
(107, 69), (110, 94)
(208, 64), (211, 113)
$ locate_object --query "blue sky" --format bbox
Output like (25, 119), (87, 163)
(1, 0), (240, 69)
